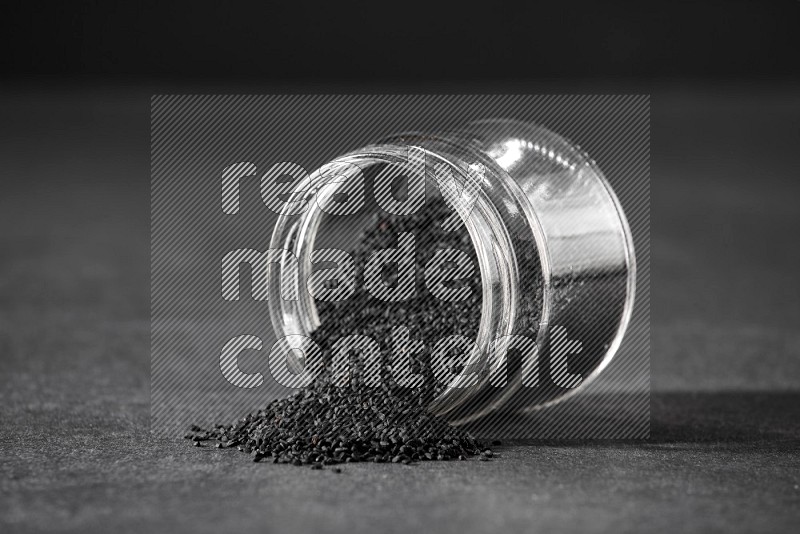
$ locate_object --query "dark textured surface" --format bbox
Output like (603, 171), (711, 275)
(1, 86), (799, 533)
(1, 392), (798, 533)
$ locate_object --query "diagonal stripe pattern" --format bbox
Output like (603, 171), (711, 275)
(151, 95), (649, 439)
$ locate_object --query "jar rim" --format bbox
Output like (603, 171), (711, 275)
(267, 142), (524, 419)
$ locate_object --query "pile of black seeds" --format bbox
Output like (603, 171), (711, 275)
(187, 381), (491, 466)
(187, 198), (497, 467)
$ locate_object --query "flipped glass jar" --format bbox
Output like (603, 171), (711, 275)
(267, 119), (635, 426)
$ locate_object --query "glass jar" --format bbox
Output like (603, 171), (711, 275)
(267, 119), (635, 426)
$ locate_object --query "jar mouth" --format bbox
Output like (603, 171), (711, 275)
(268, 142), (530, 416)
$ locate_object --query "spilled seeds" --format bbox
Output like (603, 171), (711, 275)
(188, 199), (494, 467)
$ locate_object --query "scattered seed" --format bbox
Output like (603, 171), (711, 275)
(185, 199), (534, 467)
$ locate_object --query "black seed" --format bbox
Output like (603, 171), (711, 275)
(187, 199), (519, 467)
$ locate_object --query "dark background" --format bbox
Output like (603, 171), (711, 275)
(3, 1), (798, 83)
(1, 2), (798, 533)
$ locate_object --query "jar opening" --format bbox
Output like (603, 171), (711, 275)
(268, 145), (525, 417)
